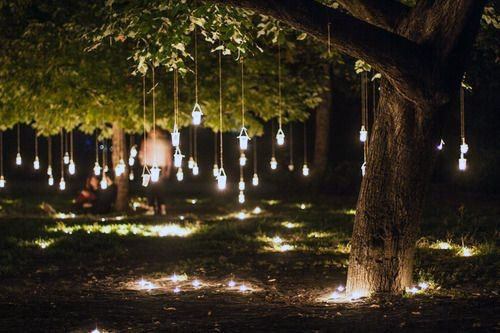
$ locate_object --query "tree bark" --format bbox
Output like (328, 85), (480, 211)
(112, 123), (129, 212)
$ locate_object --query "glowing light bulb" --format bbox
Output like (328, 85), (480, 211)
(228, 280), (236, 287)
(361, 162), (366, 176)
(188, 156), (195, 169)
(238, 179), (245, 191)
(47, 165), (53, 176)
(128, 156), (135, 166)
(91, 328), (101, 333)
(130, 145), (138, 158)
(59, 177), (66, 190)
(253, 206), (262, 214)
(173, 286), (181, 293)
(460, 141), (469, 154)
(217, 168), (227, 190)
(15, 153), (22, 166)
(302, 163), (309, 176)
(63, 152), (70, 165)
(239, 153), (247, 166)
(176, 168), (184, 181)
(48, 175), (54, 186)
(337, 285), (345, 292)
(115, 159), (126, 177)
(238, 191), (245, 204)
(252, 173), (259, 186)
(329, 291), (341, 299)
(100, 177), (108, 190)
(173, 147), (184, 168)
(237, 127), (250, 150)
(288, 163), (294, 171)
(68, 160), (75, 175)
(276, 128), (285, 146)
(141, 173), (150, 187)
(192, 163), (199, 176)
(0, 176), (6, 188)
(239, 284), (248, 292)
(151, 165), (161, 182)
(192, 103), (203, 125)
(103, 165), (109, 173)
(171, 126), (180, 147)
(359, 126), (368, 143)
(212, 164), (219, 177)
(437, 139), (445, 151)
(129, 171), (134, 181)
(192, 279), (201, 288)
(93, 162), (101, 176)
(270, 157), (278, 170)
(33, 156), (40, 170)
(459, 154), (467, 171)
(237, 211), (246, 220)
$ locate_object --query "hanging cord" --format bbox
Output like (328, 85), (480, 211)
(142, 74), (149, 173)
(241, 59), (245, 128)
(35, 130), (38, 157)
(48, 136), (52, 168)
(213, 131), (218, 165)
(0, 131), (3, 176)
(289, 123), (293, 165)
(64, 129), (69, 155)
(271, 120), (276, 157)
(218, 49), (223, 168)
(17, 124), (20, 154)
(102, 139), (107, 171)
(174, 68), (179, 128)
(361, 72), (369, 157)
(253, 136), (257, 173)
(277, 41), (283, 130)
(152, 67), (157, 164)
(70, 130), (74, 160)
(194, 126), (198, 163)
(95, 130), (99, 164)
(194, 25), (199, 104)
(303, 121), (308, 165)
(460, 85), (465, 141)
(189, 125), (193, 158)
(327, 23), (331, 56)
(60, 130), (64, 178)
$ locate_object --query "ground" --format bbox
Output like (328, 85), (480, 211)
(0, 191), (498, 332)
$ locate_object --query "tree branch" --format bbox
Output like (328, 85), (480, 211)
(210, 0), (432, 103)
(335, 0), (409, 32)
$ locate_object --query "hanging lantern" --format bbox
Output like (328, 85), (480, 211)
(128, 156), (135, 166)
(238, 191), (245, 204)
(176, 168), (184, 181)
(192, 103), (203, 126)
(359, 126), (368, 143)
(129, 171), (134, 181)
(59, 177), (66, 191)
(302, 163), (309, 176)
(15, 153), (22, 166)
(288, 163), (295, 172)
(217, 168), (227, 190)
(100, 177), (108, 189)
(188, 157), (195, 169)
(47, 165), (53, 177)
(68, 159), (76, 175)
(270, 157), (278, 170)
(239, 178), (245, 191)
(237, 127), (250, 150)
(252, 173), (259, 186)
(63, 152), (70, 165)
(460, 138), (469, 154)
(142, 172), (150, 187)
(150, 165), (161, 182)
(33, 156), (40, 170)
(212, 163), (219, 177)
(171, 126), (180, 148)
(93, 162), (102, 176)
(130, 145), (138, 158)
(103, 165), (109, 173)
(276, 128), (285, 146)
(0, 176), (5, 188)
(48, 175), (54, 186)
(361, 161), (366, 176)
(115, 159), (126, 177)
(437, 139), (445, 151)
(174, 147), (184, 168)
(459, 153), (467, 171)
(239, 153), (247, 166)
(192, 162), (199, 176)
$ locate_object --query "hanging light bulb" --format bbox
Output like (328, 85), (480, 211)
(459, 153), (467, 171)
(192, 162), (199, 176)
(93, 162), (102, 176)
(213, 163), (219, 178)
(276, 128), (285, 146)
(142, 172), (150, 187)
(302, 163), (310, 176)
(103, 165), (109, 173)
(47, 165), (53, 176)
(15, 153), (22, 166)
(100, 176), (108, 189)
(270, 157), (278, 170)
(188, 156), (195, 169)
(192, 103), (203, 125)
(176, 168), (184, 181)
(238, 191), (245, 204)
(361, 161), (366, 176)
(128, 156), (135, 166)
(252, 173), (259, 186)
(33, 156), (40, 170)
(48, 175), (54, 186)
(59, 177), (66, 191)
(217, 168), (227, 190)
(150, 165), (161, 182)
(359, 126), (368, 143)
(63, 152), (70, 165)
(239, 153), (247, 166)
(130, 145), (138, 158)
(173, 147), (184, 168)
(460, 138), (469, 154)
(239, 178), (245, 191)
(288, 163), (295, 171)
(115, 159), (126, 177)
(129, 171), (134, 181)
(437, 139), (445, 151)
(237, 127), (250, 150)
(171, 126), (180, 148)
(0, 176), (5, 188)
(68, 159), (76, 175)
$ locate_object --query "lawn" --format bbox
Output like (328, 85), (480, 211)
(0, 192), (498, 332)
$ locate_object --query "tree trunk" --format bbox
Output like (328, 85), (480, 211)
(346, 81), (439, 294)
(112, 123), (129, 212)
(312, 64), (332, 181)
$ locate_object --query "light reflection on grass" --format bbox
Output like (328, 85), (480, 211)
(46, 222), (198, 237)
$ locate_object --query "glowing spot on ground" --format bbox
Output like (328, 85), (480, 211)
(170, 273), (188, 283)
(239, 284), (248, 292)
(432, 241), (453, 250)
(90, 328), (101, 333)
(252, 207), (262, 214)
(137, 279), (157, 291)
(405, 281), (434, 295)
(52, 212), (76, 219)
(459, 246), (475, 257)
(308, 231), (333, 238)
(228, 280), (236, 288)
(319, 285), (368, 303)
(262, 199), (280, 206)
(258, 235), (295, 253)
(281, 221), (302, 229)
(237, 211), (248, 220)
(173, 286), (181, 293)
(192, 279), (201, 288)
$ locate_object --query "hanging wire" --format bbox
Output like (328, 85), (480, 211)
(277, 41), (283, 130)
(95, 130), (99, 165)
(460, 84), (465, 141)
(17, 124), (20, 154)
(194, 125), (198, 163)
(253, 136), (257, 174)
(361, 72), (369, 158)
(241, 59), (245, 128)
(213, 131), (218, 166)
(60, 130), (64, 178)
(70, 130), (74, 160)
(271, 120), (276, 157)
(194, 25), (199, 104)
(174, 68), (179, 128)
(102, 139), (107, 171)
(34, 130), (38, 157)
(142, 74), (149, 175)
(303, 121), (308, 165)
(327, 23), (331, 56)
(48, 136), (52, 169)
(0, 131), (3, 176)
(189, 125), (193, 159)
(152, 67), (157, 164)
(218, 49), (224, 168)
(289, 123), (294, 166)
(64, 129), (69, 156)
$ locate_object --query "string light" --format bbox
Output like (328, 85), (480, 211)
(237, 59), (251, 150)
(58, 130), (66, 191)
(191, 24), (203, 125)
(288, 123), (294, 171)
(68, 130), (76, 175)
(93, 130), (101, 176)
(270, 121), (278, 170)
(0, 131), (5, 188)
(239, 153), (247, 166)
(213, 132), (219, 177)
(437, 139), (445, 151)
(216, 47), (227, 191)
(238, 190), (245, 204)
(174, 147), (184, 168)
(150, 67), (161, 182)
(33, 130), (40, 171)
(141, 75), (151, 187)
(15, 124), (22, 166)
(114, 128), (126, 177)
(63, 129), (70, 165)
(360, 71), (369, 176)
(192, 123), (199, 175)
(176, 167), (184, 181)
(188, 128), (194, 168)
(276, 36), (285, 146)
(252, 137), (259, 186)
(302, 122), (309, 176)
(171, 69), (181, 147)
(459, 80), (469, 171)
(47, 136), (54, 186)
(100, 140), (108, 190)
